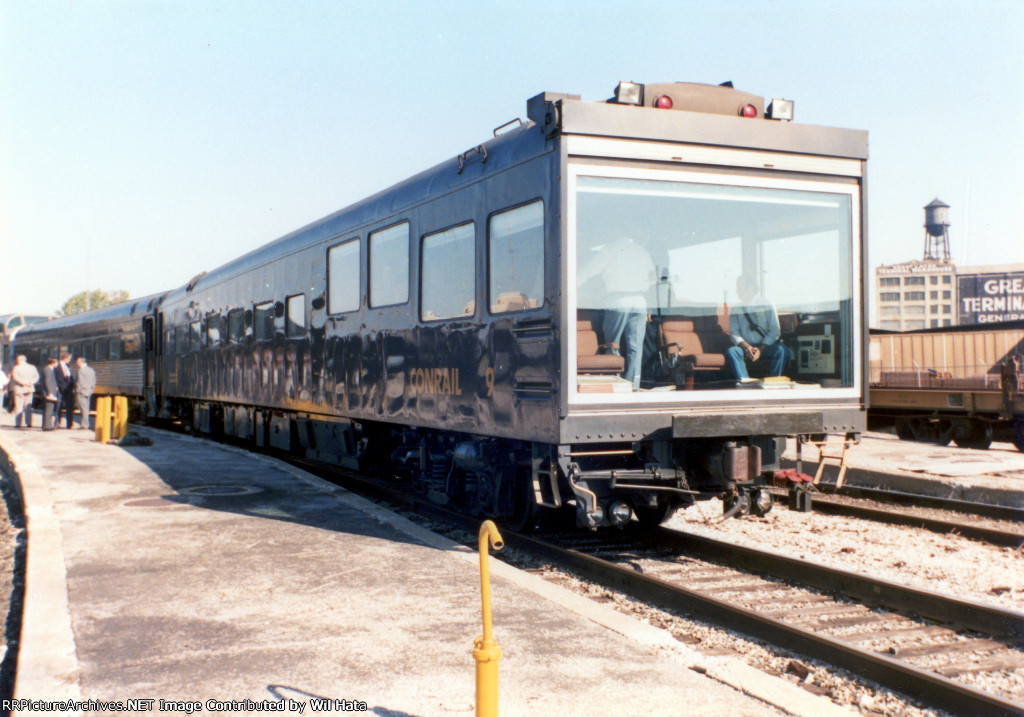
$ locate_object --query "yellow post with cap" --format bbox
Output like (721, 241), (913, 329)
(113, 396), (129, 440)
(474, 520), (504, 717)
(94, 396), (111, 443)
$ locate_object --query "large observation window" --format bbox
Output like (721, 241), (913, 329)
(572, 171), (857, 399)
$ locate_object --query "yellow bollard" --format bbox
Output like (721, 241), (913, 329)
(474, 520), (504, 717)
(95, 396), (111, 443)
(113, 396), (129, 440)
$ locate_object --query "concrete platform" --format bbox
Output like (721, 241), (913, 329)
(785, 430), (1024, 507)
(0, 415), (851, 717)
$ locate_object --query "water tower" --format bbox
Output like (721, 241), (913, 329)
(922, 198), (951, 262)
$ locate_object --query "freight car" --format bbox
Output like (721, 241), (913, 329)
(16, 81), (870, 529)
(13, 293), (168, 411)
(869, 322), (1024, 451)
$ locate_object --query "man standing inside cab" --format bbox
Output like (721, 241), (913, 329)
(579, 236), (655, 389)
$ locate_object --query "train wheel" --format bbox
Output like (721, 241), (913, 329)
(1012, 416), (1024, 453)
(635, 502), (675, 530)
(495, 466), (538, 533)
(895, 418), (915, 441)
(952, 420), (993, 450)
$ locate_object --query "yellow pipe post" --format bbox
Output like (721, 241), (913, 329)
(94, 396), (111, 443)
(113, 396), (129, 440)
(474, 520), (504, 717)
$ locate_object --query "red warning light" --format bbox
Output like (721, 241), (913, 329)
(740, 104), (758, 118)
(654, 95), (674, 110)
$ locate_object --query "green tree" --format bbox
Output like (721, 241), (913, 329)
(58, 289), (131, 317)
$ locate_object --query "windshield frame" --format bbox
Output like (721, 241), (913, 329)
(565, 161), (863, 407)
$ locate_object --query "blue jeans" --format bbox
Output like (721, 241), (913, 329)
(726, 341), (790, 380)
(601, 296), (647, 389)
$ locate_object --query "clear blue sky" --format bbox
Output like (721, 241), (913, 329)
(2, 0), (1022, 318)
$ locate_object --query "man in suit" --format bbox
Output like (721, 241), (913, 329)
(10, 355), (39, 428)
(55, 352), (75, 429)
(42, 358), (60, 431)
(74, 357), (97, 430)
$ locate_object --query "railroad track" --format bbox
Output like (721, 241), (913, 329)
(291, 456), (1024, 715)
(771, 488), (1024, 548)
(521, 527), (1024, 716)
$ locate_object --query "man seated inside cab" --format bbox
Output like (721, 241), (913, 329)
(726, 274), (791, 381)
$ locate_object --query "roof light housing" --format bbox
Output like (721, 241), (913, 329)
(767, 98), (795, 121)
(614, 81), (643, 106)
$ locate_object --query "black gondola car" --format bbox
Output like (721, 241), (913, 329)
(18, 82), (870, 530)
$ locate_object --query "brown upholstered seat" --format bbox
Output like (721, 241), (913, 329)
(577, 319), (625, 374)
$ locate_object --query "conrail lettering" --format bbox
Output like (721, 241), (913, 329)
(408, 367), (462, 396)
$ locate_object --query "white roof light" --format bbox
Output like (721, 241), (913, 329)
(767, 98), (794, 121)
(615, 81), (642, 106)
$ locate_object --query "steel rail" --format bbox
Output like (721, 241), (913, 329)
(653, 527), (1024, 640)
(508, 531), (1024, 717)
(820, 484), (1024, 523)
(771, 490), (1024, 548)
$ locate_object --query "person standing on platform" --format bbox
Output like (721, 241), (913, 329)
(10, 355), (40, 428)
(0, 364), (8, 412)
(75, 357), (96, 430)
(55, 352), (75, 429)
(42, 358), (60, 431)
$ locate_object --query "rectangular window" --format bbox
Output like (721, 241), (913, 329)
(879, 277), (900, 287)
(190, 321), (201, 348)
(904, 276), (925, 285)
(905, 319), (926, 330)
(228, 309), (245, 343)
(930, 305), (939, 314)
(254, 302), (275, 340)
(109, 339), (122, 360)
(95, 339), (109, 361)
(328, 239), (360, 314)
(122, 336), (141, 360)
(286, 294), (305, 338)
(905, 305), (925, 316)
(930, 276), (938, 284)
(943, 290), (951, 299)
(370, 223), (409, 307)
(943, 304), (951, 314)
(573, 171), (856, 396)
(931, 319), (939, 327)
(905, 291), (925, 301)
(207, 314), (223, 346)
(930, 291), (938, 300)
(489, 200), (544, 313)
(422, 223), (475, 320)
(943, 319), (952, 326)
(880, 292), (900, 301)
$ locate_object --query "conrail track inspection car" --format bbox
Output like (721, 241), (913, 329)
(15, 81), (869, 530)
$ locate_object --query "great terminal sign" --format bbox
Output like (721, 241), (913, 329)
(958, 272), (1024, 324)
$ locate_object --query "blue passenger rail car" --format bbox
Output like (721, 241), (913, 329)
(150, 81), (868, 529)
(14, 293), (168, 403)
